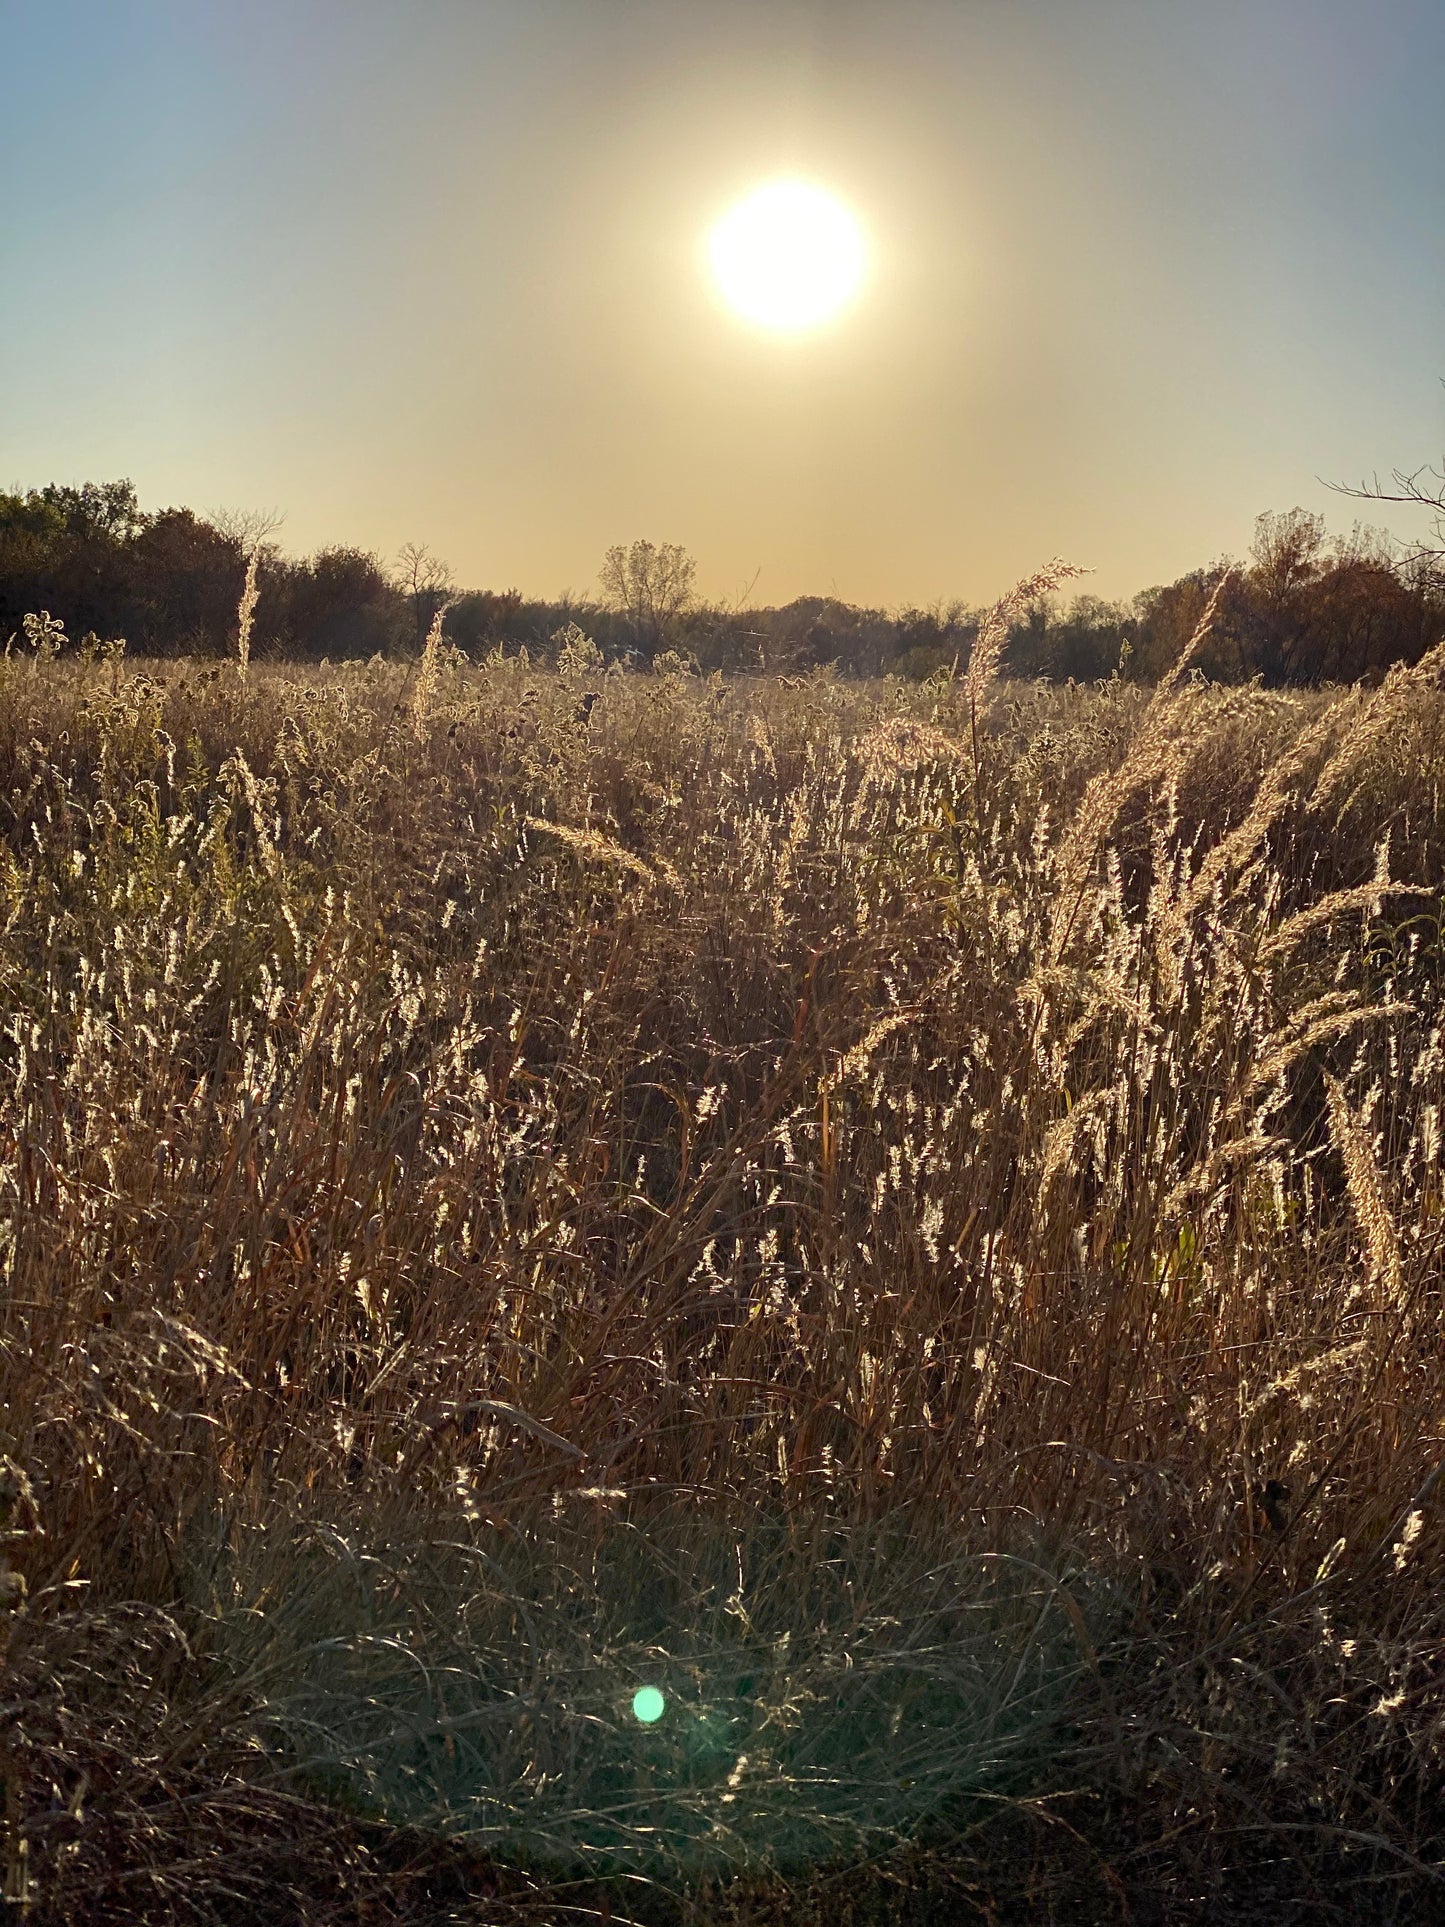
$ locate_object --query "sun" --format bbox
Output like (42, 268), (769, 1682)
(707, 179), (867, 333)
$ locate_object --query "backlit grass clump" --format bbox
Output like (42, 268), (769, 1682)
(2, 594), (1445, 1920)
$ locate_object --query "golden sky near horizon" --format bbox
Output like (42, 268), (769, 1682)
(3, 0), (1443, 609)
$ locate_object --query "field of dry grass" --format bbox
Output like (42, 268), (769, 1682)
(3, 611), (1445, 1922)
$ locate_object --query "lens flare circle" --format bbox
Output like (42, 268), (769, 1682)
(708, 179), (866, 332)
(632, 1685), (666, 1724)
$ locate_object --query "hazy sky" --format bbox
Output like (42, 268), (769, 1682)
(3, 0), (1443, 608)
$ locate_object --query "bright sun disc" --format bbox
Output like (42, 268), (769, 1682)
(708, 179), (866, 332)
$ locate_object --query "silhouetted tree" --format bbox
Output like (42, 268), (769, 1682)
(287, 547), (405, 659)
(124, 510), (244, 654)
(599, 539), (697, 658)
(35, 479), (145, 542)
(1238, 508), (1328, 683)
(1003, 593), (1132, 683)
(0, 480), (141, 640)
(1129, 569), (1234, 683)
(446, 589), (526, 654)
(395, 542), (455, 651)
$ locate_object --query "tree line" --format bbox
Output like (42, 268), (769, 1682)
(3, 479), (1443, 685)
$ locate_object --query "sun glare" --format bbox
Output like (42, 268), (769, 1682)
(708, 179), (867, 333)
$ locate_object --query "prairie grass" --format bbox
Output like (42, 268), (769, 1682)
(1, 624), (1445, 1921)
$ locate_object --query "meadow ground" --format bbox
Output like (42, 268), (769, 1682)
(2, 622), (1445, 1922)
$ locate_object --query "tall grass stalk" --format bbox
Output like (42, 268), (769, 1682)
(234, 547), (259, 679)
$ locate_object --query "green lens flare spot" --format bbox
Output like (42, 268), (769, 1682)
(632, 1685), (666, 1724)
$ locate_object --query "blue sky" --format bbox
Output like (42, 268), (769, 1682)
(2, 0), (1442, 606)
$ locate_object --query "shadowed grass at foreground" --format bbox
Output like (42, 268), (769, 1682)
(243, 1506), (1113, 1881)
(2, 623), (1445, 1919)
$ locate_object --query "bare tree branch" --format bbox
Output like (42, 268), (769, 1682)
(209, 505), (286, 557)
(1325, 382), (1445, 563)
(395, 543), (456, 650)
